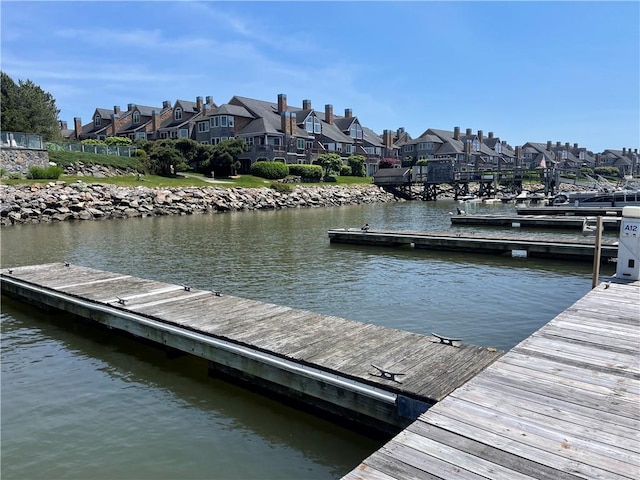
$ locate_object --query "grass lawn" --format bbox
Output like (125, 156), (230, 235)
(1, 173), (374, 189)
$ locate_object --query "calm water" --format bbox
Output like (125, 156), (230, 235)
(1, 199), (614, 479)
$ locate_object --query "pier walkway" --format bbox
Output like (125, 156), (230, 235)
(344, 278), (640, 479)
(451, 214), (621, 231)
(328, 229), (618, 262)
(517, 206), (624, 217)
(0, 263), (502, 434)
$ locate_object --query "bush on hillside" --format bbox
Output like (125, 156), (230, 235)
(250, 160), (289, 180)
(288, 164), (323, 182)
(594, 166), (620, 178)
(27, 165), (63, 179)
(340, 165), (352, 176)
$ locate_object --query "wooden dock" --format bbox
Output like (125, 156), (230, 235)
(328, 228), (619, 262)
(451, 214), (621, 231)
(344, 278), (640, 479)
(517, 206), (624, 217)
(0, 263), (502, 434)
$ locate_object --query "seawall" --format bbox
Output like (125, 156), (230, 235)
(0, 182), (398, 226)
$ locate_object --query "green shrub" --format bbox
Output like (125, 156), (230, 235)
(135, 148), (147, 157)
(8, 172), (22, 179)
(27, 165), (64, 179)
(0, 167), (6, 177)
(269, 182), (293, 193)
(250, 160), (289, 180)
(594, 166), (620, 178)
(288, 164), (323, 182)
(340, 165), (352, 176)
(323, 174), (338, 183)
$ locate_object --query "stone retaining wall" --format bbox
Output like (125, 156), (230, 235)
(1, 148), (49, 174)
(0, 182), (398, 226)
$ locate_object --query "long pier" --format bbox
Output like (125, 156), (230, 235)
(517, 206), (624, 216)
(328, 228), (619, 262)
(0, 263), (502, 434)
(451, 214), (621, 231)
(344, 278), (640, 479)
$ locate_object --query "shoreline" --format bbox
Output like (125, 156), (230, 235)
(0, 182), (398, 226)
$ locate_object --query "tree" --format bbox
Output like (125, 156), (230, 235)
(147, 140), (182, 176)
(347, 155), (366, 177)
(105, 136), (132, 146)
(315, 153), (343, 176)
(201, 138), (247, 177)
(1, 72), (60, 141)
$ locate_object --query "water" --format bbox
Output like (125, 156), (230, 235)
(1, 200), (615, 479)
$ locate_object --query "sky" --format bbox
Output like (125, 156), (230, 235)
(2, 1), (639, 153)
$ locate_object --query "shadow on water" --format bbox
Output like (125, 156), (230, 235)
(1, 297), (381, 480)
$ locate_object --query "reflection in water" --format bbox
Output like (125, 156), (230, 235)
(1, 200), (615, 478)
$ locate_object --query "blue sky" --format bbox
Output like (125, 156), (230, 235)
(2, 1), (638, 153)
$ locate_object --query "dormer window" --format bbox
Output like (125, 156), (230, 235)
(314, 117), (321, 134)
(94, 115), (101, 127)
(495, 143), (503, 154)
(350, 122), (362, 140)
(472, 139), (481, 151)
(133, 111), (140, 124)
(306, 116), (313, 133)
(174, 107), (183, 121)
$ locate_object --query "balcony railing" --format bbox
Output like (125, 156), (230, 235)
(1, 131), (44, 150)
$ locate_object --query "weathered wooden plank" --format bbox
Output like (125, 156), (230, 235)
(407, 420), (584, 480)
(342, 459), (408, 480)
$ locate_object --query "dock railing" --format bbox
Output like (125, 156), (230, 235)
(1, 131), (44, 150)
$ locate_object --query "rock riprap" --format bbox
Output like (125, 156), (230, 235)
(0, 182), (397, 226)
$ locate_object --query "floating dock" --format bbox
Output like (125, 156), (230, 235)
(328, 229), (618, 262)
(451, 214), (621, 231)
(0, 263), (502, 434)
(517, 206), (623, 216)
(344, 278), (640, 479)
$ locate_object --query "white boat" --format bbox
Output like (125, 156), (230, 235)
(552, 189), (640, 207)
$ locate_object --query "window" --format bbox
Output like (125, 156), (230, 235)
(472, 139), (481, 151)
(210, 117), (219, 128)
(579, 151), (585, 160)
(135, 131), (146, 139)
(97, 135), (106, 141)
(314, 117), (321, 134)
(228, 116), (234, 127)
(220, 116), (228, 127)
(174, 108), (183, 121)
(94, 115), (101, 127)
(336, 144), (342, 153)
(297, 138), (305, 150)
(403, 145), (414, 152)
(346, 144), (354, 154)
(133, 111), (140, 124)
(495, 143), (503, 154)
(179, 129), (189, 138)
(200, 140), (210, 145)
(170, 131), (178, 139)
(418, 142), (433, 151)
(198, 122), (209, 133)
(306, 116), (313, 133)
(161, 132), (168, 139)
(364, 147), (374, 154)
(246, 137), (254, 146)
(350, 123), (362, 139)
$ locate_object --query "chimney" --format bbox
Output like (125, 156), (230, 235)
(465, 141), (472, 154)
(556, 141), (561, 148)
(162, 100), (171, 109)
(623, 147), (627, 155)
(59, 120), (67, 130)
(152, 110), (158, 133)
(74, 117), (82, 139)
(290, 111), (297, 134)
(114, 106), (121, 114)
(345, 108), (352, 118)
(206, 96), (213, 105)
(453, 126), (460, 140)
(565, 142), (570, 150)
(383, 129), (393, 148)
(127, 103), (134, 111)
(281, 111), (292, 135)
(397, 127), (405, 139)
(111, 114), (118, 136)
(477, 130), (484, 143)
(488, 131), (494, 139)
(574, 143), (578, 148)
(325, 104), (334, 125)
(465, 128), (472, 136)
(546, 141), (552, 150)
(302, 99), (311, 110)
(278, 93), (287, 114)
(196, 96), (203, 111)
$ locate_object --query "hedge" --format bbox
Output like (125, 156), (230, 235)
(250, 161), (289, 179)
(288, 164), (323, 181)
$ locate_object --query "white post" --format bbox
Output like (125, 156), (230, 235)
(591, 216), (603, 289)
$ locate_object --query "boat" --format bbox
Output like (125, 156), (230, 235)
(552, 175), (640, 207)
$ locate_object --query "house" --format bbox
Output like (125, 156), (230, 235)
(73, 106), (126, 140)
(157, 96), (215, 140)
(193, 93), (393, 174)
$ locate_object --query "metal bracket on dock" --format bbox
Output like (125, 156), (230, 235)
(115, 297), (127, 305)
(432, 333), (461, 346)
(212, 290), (222, 297)
(371, 364), (405, 383)
(182, 285), (191, 291)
